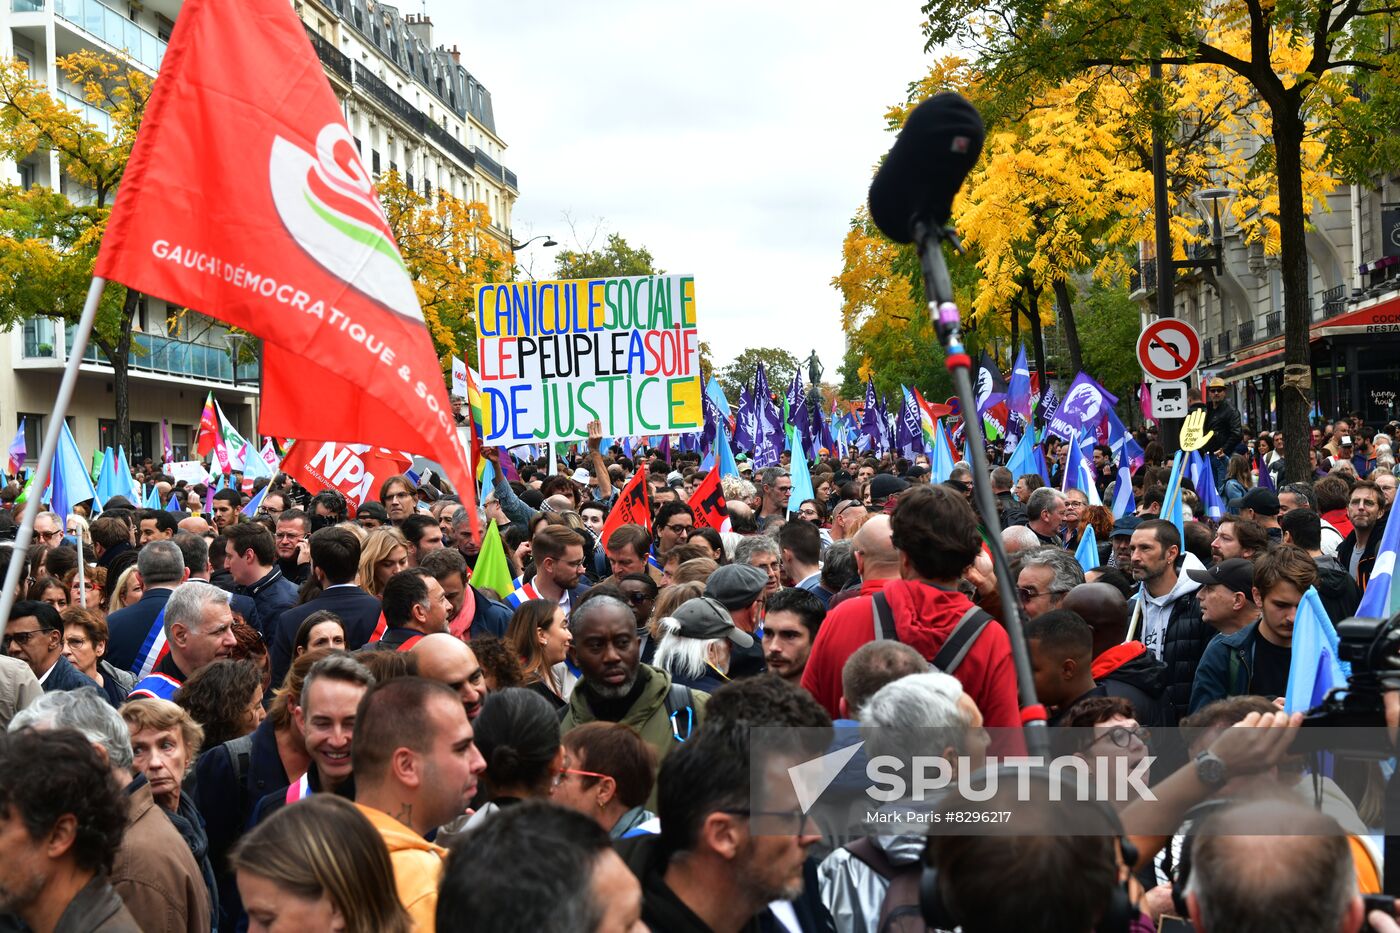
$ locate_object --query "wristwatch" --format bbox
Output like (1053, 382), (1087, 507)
(1194, 751), (1227, 788)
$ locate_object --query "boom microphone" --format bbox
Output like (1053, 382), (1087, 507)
(867, 92), (985, 244)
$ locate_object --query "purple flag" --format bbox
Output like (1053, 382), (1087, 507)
(1046, 373), (1117, 442)
(733, 386), (755, 453)
(751, 363), (785, 468)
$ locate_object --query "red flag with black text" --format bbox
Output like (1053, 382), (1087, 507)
(92, 0), (477, 536)
(687, 469), (729, 533)
(600, 466), (650, 547)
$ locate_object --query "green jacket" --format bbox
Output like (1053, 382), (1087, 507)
(561, 665), (709, 771)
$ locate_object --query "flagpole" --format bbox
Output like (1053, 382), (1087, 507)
(0, 277), (107, 638)
(75, 532), (87, 609)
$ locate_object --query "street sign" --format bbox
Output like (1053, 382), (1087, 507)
(1137, 319), (1202, 382)
(1149, 381), (1189, 419)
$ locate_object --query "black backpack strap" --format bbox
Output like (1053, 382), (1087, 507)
(931, 607), (994, 675)
(871, 591), (898, 642)
(664, 683), (695, 742)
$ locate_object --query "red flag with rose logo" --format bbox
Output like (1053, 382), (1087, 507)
(93, 0), (477, 537)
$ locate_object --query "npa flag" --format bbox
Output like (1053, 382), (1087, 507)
(279, 441), (412, 511)
(600, 465), (651, 548)
(93, 0), (478, 538)
(687, 469), (729, 533)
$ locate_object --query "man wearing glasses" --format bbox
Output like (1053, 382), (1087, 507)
(5, 601), (99, 694)
(757, 467), (792, 524)
(32, 511), (66, 548)
(651, 501), (695, 567)
(1203, 377), (1242, 492)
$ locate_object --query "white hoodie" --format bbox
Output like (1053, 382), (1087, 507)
(1136, 551), (1206, 661)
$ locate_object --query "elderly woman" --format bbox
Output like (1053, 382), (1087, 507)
(653, 596), (754, 693)
(120, 697), (220, 924)
(60, 606), (134, 706)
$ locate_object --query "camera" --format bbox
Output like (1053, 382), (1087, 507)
(1292, 614), (1400, 757)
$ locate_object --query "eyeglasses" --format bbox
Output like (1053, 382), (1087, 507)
(1089, 726), (1150, 749)
(624, 591), (653, 606)
(663, 524), (692, 535)
(274, 532), (303, 541)
(552, 767), (610, 787)
(720, 808), (814, 835)
(776, 485), (793, 494)
(1016, 586), (1069, 603)
(34, 530), (64, 544)
(63, 636), (91, 650)
(1, 629), (45, 647)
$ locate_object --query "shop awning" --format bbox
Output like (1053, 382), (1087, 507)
(1219, 347), (1284, 383)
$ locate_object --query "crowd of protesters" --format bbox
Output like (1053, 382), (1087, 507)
(0, 398), (1399, 932)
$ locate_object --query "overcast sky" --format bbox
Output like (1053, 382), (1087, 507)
(438, 2), (932, 377)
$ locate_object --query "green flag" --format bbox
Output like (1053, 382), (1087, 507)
(472, 519), (515, 598)
(91, 449), (103, 483)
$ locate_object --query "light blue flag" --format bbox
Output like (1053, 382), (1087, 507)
(1161, 450), (1186, 542)
(716, 420), (740, 479)
(49, 422), (100, 521)
(115, 446), (141, 503)
(1033, 440), (1051, 484)
(1285, 587), (1350, 713)
(1005, 429), (1040, 483)
(242, 444), (275, 481)
(706, 378), (732, 419)
(143, 484), (158, 509)
(95, 446), (123, 506)
(1075, 524), (1101, 571)
(166, 492), (182, 512)
(1356, 493), (1400, 619)
(1111, 461), (1136, 519)
(929, 419), (957, 483)
(786, 425), (815, 513)
(241, 484), (268, 517)
(479, 459), (496, 505)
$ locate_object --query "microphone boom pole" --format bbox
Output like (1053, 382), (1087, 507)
(913, 219), (1050, 757)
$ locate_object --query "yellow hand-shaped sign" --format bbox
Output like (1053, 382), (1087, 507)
(1179, 409), (1215, 452)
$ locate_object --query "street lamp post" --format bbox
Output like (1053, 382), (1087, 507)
(223, 332), (247, 389)
(509, 234), (558, 252)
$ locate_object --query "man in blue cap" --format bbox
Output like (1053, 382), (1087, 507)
(1108, 514), (1140, 568)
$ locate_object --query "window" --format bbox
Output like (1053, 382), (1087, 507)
(372, 150), (380, 174)
(16, 414), (43, 469)
(171, 424), (190, 463)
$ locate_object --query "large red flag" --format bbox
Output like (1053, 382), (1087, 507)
(93, 0), (477, 536)
(687, 469), (729, 533)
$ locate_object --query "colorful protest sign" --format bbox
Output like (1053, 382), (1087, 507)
(472, 275), (703, 444)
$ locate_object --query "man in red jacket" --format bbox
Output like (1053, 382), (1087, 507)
(801, 484), (1020, 728)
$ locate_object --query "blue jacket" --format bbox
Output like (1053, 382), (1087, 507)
(1189, 621), (1261, 714)
(39, 654), (100, 693)
(468, 586), (515, 639)
(237, 566), (298, 638)
(269, 585), (382, 690)
(106, 587), (174, 673)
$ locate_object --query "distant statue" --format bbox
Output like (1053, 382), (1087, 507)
(805, 350), (823, 387)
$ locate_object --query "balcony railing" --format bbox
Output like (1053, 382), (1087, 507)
(352, 64), (420, 130)
(11, 0), (44, 11)
(1320, 284), (1347, 320)
(54, 0), (166, 72)
(22, 319), (257, 384)
(1264, 311), (1281, 337)
(1239, 320), (1255, 345)
(59, 89), (113, 136)
(1129, 261), (1158, 294)
(1219, 330), (1232, 355)
(304, 25), (353, 84)
(1203, 337), (1213, 361)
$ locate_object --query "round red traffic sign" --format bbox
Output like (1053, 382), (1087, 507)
(1137, 319), (1201, 382)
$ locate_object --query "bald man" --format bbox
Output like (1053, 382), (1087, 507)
(1001, 524), (1041, 557)
(829, 515), (899, 611)
(178, 515), (213, 537)
(412, 633), (489, 721)
(1062, 582), (1173, 727)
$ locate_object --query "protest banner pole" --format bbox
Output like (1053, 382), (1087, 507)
(76, 533), (87, 609)
(0, 277), (107, 638)
(914, 222), (1050, 758)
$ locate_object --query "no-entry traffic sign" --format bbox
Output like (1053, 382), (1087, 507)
(1137, 319), (1202, 382)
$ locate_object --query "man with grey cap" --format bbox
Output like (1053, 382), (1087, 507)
(704, 563), (769, 678)
(1108, 514), (1140, 568)
(654, 596), (754, 693)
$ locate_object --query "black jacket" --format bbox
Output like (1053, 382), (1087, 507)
(39, 654), (101, 693)
(1203, 399), (1243, 457)
(269, 585), (382, 690)
(1337, 515), (1387, 590)
(167, 785), (220, 932)
(1315, 554), (1362, 626)
(237, 566), (298, 638)
(1098, 646), (1176, 729)
(1136, 581), (1211, 721)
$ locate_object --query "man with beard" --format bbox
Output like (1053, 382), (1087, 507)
(560, 595), (709, 769)
(761, 588), (824, 686)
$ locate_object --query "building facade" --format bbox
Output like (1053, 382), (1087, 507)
(1133, 173), (1400, 431)
(0, 0), (516, 468)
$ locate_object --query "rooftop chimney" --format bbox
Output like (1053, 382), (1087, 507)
(404, 13), (433, 48)
(449, 44), (460, 64)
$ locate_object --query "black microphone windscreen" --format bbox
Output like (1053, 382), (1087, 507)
(867, 92), (986, 244)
